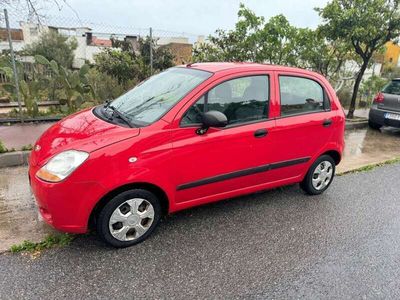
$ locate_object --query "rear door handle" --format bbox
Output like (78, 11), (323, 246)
(322, 119), (333, 127)
(254, 128), (268, 138)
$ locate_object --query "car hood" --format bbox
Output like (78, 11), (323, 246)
(30, 108), (140, 167)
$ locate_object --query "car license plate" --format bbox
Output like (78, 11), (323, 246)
(384, 112), (400, 121)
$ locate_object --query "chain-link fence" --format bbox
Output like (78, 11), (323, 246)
(0, 8), (205, 122)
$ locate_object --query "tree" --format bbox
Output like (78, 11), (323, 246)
(94, 36), (174, 84)
(138, 36), (174, 77)
(192, 4), (348, 82)
(295, 29), (350, 81)
(193, 4), (264, 62)
(25, 30), (78, 68)
(317, 0), (400, 118)
(94, 49), (137, 85)
(257, 14), (298, 65)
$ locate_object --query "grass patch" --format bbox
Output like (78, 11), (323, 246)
(20, 144), (33, 151)
(0, 142), (32, 153)
(10, 233), (75, 253)
(338, 157), (400, 176)
(0, 140), (6, 154)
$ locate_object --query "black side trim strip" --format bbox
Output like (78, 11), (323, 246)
(177, 157), (310, 191)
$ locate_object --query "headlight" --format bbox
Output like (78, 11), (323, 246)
(36, 150), (89, 182)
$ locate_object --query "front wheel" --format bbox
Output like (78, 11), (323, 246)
(96, 189), (161, 248)
(300, 155), (335, 195)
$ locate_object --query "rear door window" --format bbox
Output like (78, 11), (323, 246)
(382, 80), (400, 95)
(279, 76), (329, 116)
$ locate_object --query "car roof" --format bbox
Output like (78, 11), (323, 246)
(179, 62), (316, 75)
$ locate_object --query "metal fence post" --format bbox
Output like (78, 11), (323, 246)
(4, 9), (24, 123)
(149, 27), (153, 75)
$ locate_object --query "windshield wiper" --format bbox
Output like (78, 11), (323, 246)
(106, 104), (135, 128)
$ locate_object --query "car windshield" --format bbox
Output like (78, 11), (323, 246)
(383, 80), (400, 95)
(109, 67), (212, 126)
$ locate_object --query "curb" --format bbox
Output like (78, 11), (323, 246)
(0, 116), (62, 124)
(0, 120), (369, 169)
(0, 151), (30, 168)
(345, 120), (368, 130)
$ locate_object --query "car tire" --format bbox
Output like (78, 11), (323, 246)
(300, 155), (336, 195)
(96, 189), (161, 248)
(368, 120), (382, 130)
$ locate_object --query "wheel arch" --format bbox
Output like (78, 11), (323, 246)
(88, 182), (170, 230)
(322, 149), (341, 165)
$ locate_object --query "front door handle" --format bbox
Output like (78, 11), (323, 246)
(254, 128), (268, 138)
(322, 119), (333, 127)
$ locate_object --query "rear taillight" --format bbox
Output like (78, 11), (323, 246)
(373, 92), (384, 103)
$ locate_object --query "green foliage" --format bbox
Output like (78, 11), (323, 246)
(21, 144), (33, 151)
(193, 4), (264, 62)
(382, 65), (400, 79)
(0, 140), (7, 153)
(1, 68), (42, 117)
(317, 0), (400, 118)
(94, 36), (174, 84)
(10, 234), (75, 253)
(359, 75), (388, 104)
(337, 87), (352, 108)
(34, 55), (95, 112)
(138, 36), (175, 80)
(94, 49), (137, 85)
(86, 68), (128, 103)
(24, 30), (78, 68)
(193, 4), (348, 80)
(257, 14), (298, 65)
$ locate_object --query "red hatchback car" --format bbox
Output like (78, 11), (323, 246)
(29, 63), (345, 247)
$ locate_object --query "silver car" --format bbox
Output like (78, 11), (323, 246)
(369, 79), (400, 129)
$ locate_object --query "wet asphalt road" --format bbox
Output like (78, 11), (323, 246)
(1, 164), (400, 299)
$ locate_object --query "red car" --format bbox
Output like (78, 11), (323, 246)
(29, 63), (345, 247)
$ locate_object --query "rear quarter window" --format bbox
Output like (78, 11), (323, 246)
(279, 76), (329, 116)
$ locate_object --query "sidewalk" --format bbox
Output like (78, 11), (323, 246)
(0, 122), (54, 149)
(0, 109), (370, 150)
(344, 108), (369, 119)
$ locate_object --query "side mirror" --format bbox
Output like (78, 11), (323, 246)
(196, 110), (228, 135)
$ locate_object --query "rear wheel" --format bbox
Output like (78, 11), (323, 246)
(368, 120), (382, 130)
(96, 189), (161, 248)
(300, 155), (335, 195)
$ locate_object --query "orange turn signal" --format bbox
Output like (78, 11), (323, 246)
(36, 169), (62, 182)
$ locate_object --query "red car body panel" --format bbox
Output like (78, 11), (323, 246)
(29, 63), (345, 233)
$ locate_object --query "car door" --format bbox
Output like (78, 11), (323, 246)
(271, 72), (336, 181)
(170, 73), (276, 204)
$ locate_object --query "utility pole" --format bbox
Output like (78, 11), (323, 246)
(149, 27), (153, 75)
(4, 9), (23, 123)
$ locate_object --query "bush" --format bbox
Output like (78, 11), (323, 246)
(24, 31), (78, 68)
(0, 140), (6, 153)
(87, 68), (132, 103)
(337, 88), (352, 108)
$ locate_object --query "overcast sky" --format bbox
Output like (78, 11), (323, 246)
(43, 0), (329, 36)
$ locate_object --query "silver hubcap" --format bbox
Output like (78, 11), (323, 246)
(312, 161), (333, 190)
(109, 198), (155, 241)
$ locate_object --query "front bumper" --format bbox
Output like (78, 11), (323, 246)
(29, 167), (107, 233)
(369, 106), (400, 128)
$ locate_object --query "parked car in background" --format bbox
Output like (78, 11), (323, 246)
(29, 63), (345, 248)
(369, 79), (400, 129)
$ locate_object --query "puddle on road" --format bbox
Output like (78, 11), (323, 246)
(0, 167), (55, 252)
(339, 127), (400, 173)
